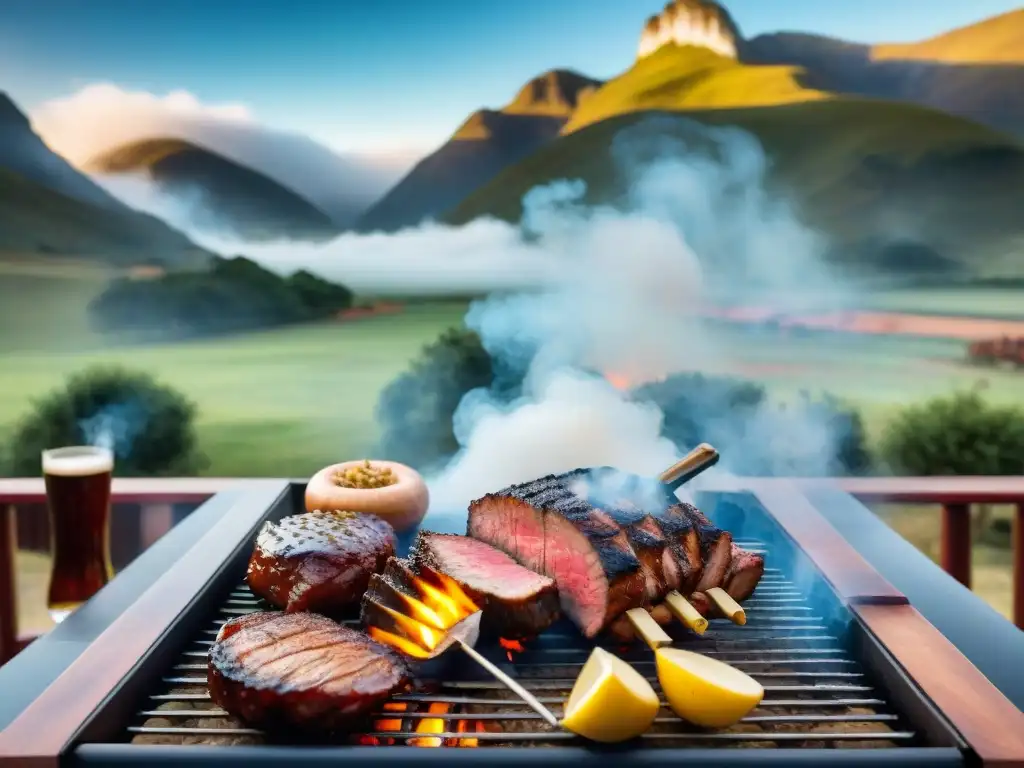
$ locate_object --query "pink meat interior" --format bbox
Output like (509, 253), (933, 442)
(470, 498), (609, 637)
(424, 535), (554, 599)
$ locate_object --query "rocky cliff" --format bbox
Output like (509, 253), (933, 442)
(638, 0), (742, 59)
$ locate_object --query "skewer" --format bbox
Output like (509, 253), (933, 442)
(658, 442), (720, 490)
(455, 638), (560, 727)
(665, 590), (709, 635)
(707, 587), (746, 625)
(625, 608), (672, 650)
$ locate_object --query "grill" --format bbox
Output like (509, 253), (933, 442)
(129, 555), (919, 749)
(4, 479), (1023, 768)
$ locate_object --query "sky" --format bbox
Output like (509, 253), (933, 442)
(1, 0), (1020, 156)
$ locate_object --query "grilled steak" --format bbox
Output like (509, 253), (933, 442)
(409, 531), (560, 639)
(247, 510), (395, 615)
(208, 611), (409, 733)
(724, 544), (765, 602)
(468, 473), (647, 638)
(651, 504), (705, 594)
(667, 503), (733, 592)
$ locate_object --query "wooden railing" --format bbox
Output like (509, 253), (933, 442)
(0, 476), (1021, 666)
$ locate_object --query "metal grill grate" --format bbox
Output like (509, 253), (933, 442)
(125, 538), (918, 749)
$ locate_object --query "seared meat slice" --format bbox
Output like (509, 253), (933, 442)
(468, 473), (646, 638)
(650, 506), (704, 594)
(666, 503), (732, 592)
(208, 611), (409, 733)
(724, 543), (765, 602)
(596, 500), (671, 603)
(247, 510), (395, 615)
(409, 531), (561, 639)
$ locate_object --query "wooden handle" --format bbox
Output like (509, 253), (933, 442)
(658, 443), (720, 488)
(625, 607), (673, 650)
(707, 587), (746, 625)
(665, 591), (709, 635)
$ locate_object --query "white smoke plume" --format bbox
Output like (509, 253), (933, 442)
(30, 83), (414, 223)
(213, 117), (852, 510)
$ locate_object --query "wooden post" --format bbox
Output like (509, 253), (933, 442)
(941, 503), (972, 589)
(1014, 502), (1024, 630)
(0, 504), (17, 665)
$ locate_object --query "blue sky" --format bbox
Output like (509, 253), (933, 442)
(1, 0), (1019, 154)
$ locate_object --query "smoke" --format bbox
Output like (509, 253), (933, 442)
(275, 116), (852, 510)
(30, 83), (413, 223)
(78, 401), (147, 460)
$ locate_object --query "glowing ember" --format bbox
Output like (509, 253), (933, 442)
(366, 572), (480, 658)
(409, 702), (450, 748)
(498, 637), (525, 662)
(455, 718), (486, 748)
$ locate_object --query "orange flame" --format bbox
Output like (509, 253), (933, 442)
(499, 637), (525, 662)
(409, 702), (450, 748)
(368, 573), (480, 657)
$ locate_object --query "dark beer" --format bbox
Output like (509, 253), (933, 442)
(42, 446), (114, 622)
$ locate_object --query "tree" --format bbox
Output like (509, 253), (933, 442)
(374, 328), (499, 471)
(6, 365), (205, 476)
(881, 389), (1024, 476)
(633, 373), (870, 476)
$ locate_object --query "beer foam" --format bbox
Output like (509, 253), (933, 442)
(42, 447), (114, 477)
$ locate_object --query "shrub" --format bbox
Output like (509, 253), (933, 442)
(634, 373), (870, 476)
(88, 256), (354, 340)
(880, 389), (1024, 476)
(6, 365), (205, 477)
(374, 328), (498, 471)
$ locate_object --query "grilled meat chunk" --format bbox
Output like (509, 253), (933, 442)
(247, 510), (395, 615)
(208, 611), (409, 733)
(651, 504), (705, 594)
(468, 473), (647, 638)
(667, 503), (733, 592)
(724, 544), (765, 602)
(409, 531), (561, 639)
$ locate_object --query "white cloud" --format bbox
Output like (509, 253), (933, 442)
(30, 83), (414, 223)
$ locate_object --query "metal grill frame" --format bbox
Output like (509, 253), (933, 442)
(5, 478), (1023, 768)
(64, 482), (971, 767)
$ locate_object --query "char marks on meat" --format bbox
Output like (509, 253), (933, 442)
(667, 502), (733, 593)
(247, 511), (395, 615)
(409, 531), (560, 639)
(208, 612), (409, 733)
(724, 543), (765, 602)
(467, 467), (760, 638)
(468, 473), (647, 638)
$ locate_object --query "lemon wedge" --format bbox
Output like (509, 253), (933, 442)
(560, 647), (660, 742)
(656, 647), (764, 728)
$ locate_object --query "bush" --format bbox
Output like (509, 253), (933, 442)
(634, 373), (870, 476)
(374, 328), (498, 471)
(6, 365), (205, 477)
(880, 389), (1024, 475)
(88, 256), (354, 341)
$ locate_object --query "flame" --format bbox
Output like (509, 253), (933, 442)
(368, 572), (480, 657)
(409, 702), (450, 748)
(455, 718), (486, 747)
(499, 637), (525, 662)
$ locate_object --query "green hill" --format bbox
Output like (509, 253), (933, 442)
(87, 138), (340, 242)
(447, 97), (1024, 280)
(354, 69), (602, 233)
(743, 10), (1024, 138)
(0, 166), (209, 267)
(564, 44), (827, 133)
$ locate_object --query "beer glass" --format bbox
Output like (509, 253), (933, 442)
(42, 445), (115, 623)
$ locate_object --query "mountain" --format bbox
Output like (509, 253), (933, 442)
(0, 93), (208, 266)
(354, 69), (602, 233)
(742, 10), (1024, 138)
(564, 44), (826, 134)
(87, 138), (340, 242)
(0, 93), (126, 211)
(447, 51), (1024, 280)
(638, 0), (742, 60)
